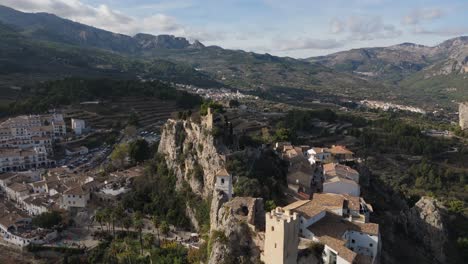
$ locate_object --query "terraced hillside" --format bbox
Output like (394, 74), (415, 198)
(64, 97), (179, 132)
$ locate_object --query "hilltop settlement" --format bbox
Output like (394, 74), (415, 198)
(0, 90), (466, 264)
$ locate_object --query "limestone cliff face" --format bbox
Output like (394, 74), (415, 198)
(158, 118), (226, 197)
(400, 197), (449, 263)
(208, 193), (264, 264)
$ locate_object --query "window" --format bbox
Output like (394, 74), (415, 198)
(271, 226), (274, 231)
(274, 243), (277, 248)
(329, 251), (337, 264)
(369, 243), (373, 247)
(352, 239), (355, 243)
(221, 179), (225, 184)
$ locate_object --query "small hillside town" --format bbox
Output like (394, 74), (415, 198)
(0, 113), (67, 173)
(259, 142), (380, 264)
(359, 100), (426, 114)
(175, 83), (259, 101)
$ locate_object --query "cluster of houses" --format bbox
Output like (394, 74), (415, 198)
(0, 114), (68, 173)
(0, 164), (145, 247)
(261, 142), (380, 264)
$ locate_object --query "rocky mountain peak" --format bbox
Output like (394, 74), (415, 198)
(189, 39), (205, 49)
(133, 33), (191, 49)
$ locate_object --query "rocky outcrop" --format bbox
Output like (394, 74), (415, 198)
(208, 195), (264, 264)
(459, 102), (468, 130)
(134, 33), (192, 49)
(158, 118), (226, 197)
(400, 197), (449, 263)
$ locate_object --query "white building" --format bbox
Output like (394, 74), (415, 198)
(0, 147), (50, 173)
(307, 147), (332, 164)
(323, 177), (360, 197)
(61, 185), (90, 209)
(262, 207), (299, 264)
(215, 168), (232, 199)
(323, 163), (360, 197)
(71, 119), (86, 135)
(270, 194), (379, 264)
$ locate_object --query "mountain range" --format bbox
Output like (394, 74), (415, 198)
(0, 4), (466, 110)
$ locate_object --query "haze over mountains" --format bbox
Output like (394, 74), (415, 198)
(0, 5), (466, 109)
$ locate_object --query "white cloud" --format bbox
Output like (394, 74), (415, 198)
(0, 0), (223, 41)
(412, 26), (468, 36)
(273, 37), (345, 51)
(402, 8), (444, 25)
(331, 16), (402, 40)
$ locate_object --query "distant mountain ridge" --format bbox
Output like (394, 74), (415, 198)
(0, 4), (387, 103)
(0, 4), (466, 109)
(0, 5), (203, 52)
(308, 36), (468, 83)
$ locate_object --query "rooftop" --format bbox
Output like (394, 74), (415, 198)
(329, 145), (354, 155)
(308, 213), (379, 264)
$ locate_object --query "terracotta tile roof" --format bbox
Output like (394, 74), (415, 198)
(285, 193), (347, 219)
(63, 185), (86, 195)
(308, 213), (379, 263)
(324, 163), (359, 178)
(216, 168), (230, 177)
(329, 145), (354, 155)
(8, 182), (30, 193)
(0, 172), (17, 180)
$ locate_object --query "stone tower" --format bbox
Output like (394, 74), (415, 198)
(215, 168), (232, 199)
(205, 107), (214, 130)
(459, 102), (468, 130)
(262, 207), (299, 264)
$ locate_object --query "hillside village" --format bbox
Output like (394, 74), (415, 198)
(0, 104), (378, 263)
(0, 94), (466, 264)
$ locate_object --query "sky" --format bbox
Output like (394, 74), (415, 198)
(1, 0), (468, 58)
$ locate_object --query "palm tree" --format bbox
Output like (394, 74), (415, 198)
(133, 212), (144, 254)
(143, 233), (155, 250)
(103, 207), (112, 233)
(122, 216), (132, 234)
(151, 215), (160, 245)
(110, 206), (117, 237)
(114, 205), (125, 229)
(95, 209), (105, 231)
(160, 221), (170, 238)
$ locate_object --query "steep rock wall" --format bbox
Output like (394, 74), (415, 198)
(158, 118), (226, 197)
(208, 193), (263, 264)
(399, 197), (449, 264)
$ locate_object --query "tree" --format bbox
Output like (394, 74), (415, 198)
(447, 200), (464, 214)
(129, 139), (151, 163)
(143, 233), (155, 250)
(32, 211), (62, 229)
(234, 177), (261, 197)
(134, 212), (145, 254)
(122, 216), (133, 233)
(103, 207), (112, 233)
(273, 128), (293, 142)
(265, 200), (277, 212)
(124, 125), (138, 138)
(128, 112), (139, 127)
(95, 209), (105, 230)
(160, 221), (170, 237)
(111, 143), (129, 168)
(152, 215), (161, 244)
